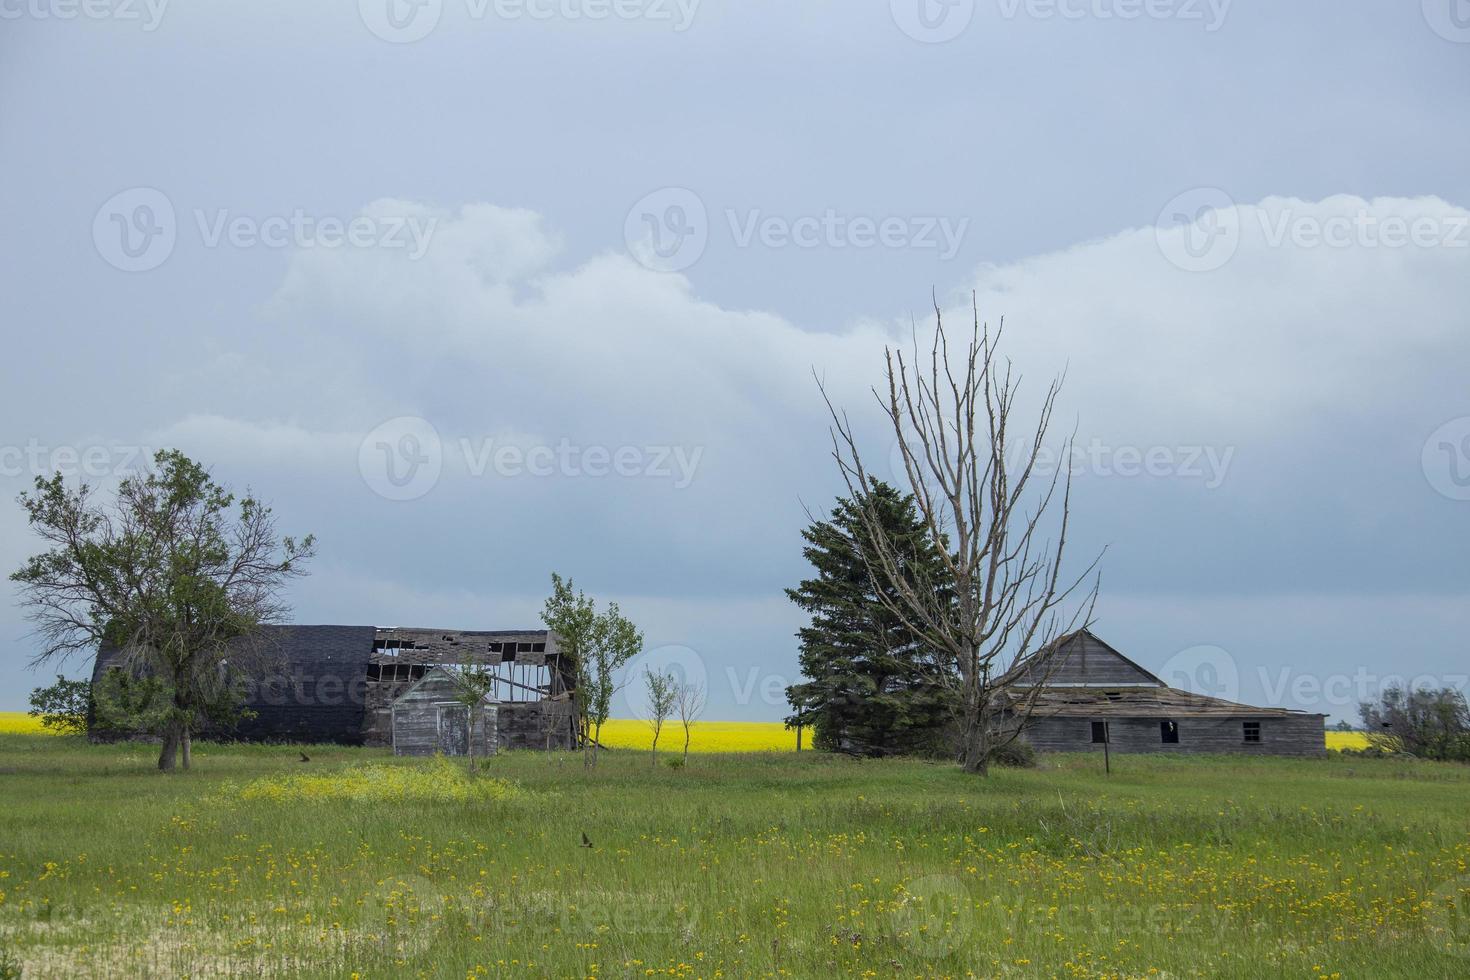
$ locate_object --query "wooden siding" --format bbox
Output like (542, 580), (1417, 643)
(390, 668), (499, 757)
(1018, 713), (1325, 757)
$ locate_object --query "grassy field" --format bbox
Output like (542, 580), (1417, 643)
(2, 734), (1469, 978)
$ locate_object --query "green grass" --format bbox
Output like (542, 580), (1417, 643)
(1, 735), (1468, 978)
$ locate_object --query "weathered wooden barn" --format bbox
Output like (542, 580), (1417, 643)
(90, 625), (577, 750)
(1002, 630), (1326, 756)
(390, 666), (498, 757)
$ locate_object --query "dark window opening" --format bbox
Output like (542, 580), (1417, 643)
(1243, 721), (1261, 743)
(531, 642), (546, 653)
(1090, 721), (1108, 744)
(488, 642), (503, 653)
(373, 639), (416, 653)
(1160, 720), (1179, 744)
(368, 663), (430, 683)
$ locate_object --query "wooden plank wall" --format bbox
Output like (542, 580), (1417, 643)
(1019, 713), (1326, 756)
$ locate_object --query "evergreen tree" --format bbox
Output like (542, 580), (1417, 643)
(785, 480), (955, 756)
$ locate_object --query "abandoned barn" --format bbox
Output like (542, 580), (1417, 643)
(1001, 629), (1326, 756)
(90, 625), (577, 750)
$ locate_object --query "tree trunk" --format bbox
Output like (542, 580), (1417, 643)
(960, 689), (990, 776)
(683, 729), (691, 762)
(180, 728), (192, 771)
(157, 723), (180, 772)
(467, 708), (477, 774)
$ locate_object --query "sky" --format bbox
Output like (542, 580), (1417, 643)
(1, 1), (1467, 726)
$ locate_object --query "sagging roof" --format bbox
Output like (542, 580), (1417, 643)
(999, 628), (1166, 688)
(1013, 685), (1317, 719)
(998, 627), (1323, 719)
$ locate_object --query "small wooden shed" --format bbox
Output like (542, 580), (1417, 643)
(390, 667), (498, 758)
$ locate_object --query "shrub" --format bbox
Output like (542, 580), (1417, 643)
(990, 739), (1037, 769)
(1359, 686), (1470, 762)
(27, 675), (91, 735)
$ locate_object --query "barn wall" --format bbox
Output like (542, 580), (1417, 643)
(1019, 714), (1326, 756)
(497, 700), (576, 751)
(392, 702), (498, 757)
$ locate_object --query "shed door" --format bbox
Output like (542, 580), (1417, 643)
(437, 704), (469, 756)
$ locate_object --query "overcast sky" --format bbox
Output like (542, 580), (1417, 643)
(2, 2), (1467, 725)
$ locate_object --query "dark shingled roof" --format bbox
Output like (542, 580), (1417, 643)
(92, 625), (378, 745)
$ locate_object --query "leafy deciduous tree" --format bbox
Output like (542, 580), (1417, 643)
(542, 573), (644, 768)
(643, 667), (677, 766)
(10, 451), (315, 771)
(27, 675), (91, 735)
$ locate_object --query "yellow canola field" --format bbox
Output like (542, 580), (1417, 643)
(1, 711), (1373, 753)
(596, 718), (801, 753)
(0, 712), (50, 735)
(1326, 730), (1371, 750)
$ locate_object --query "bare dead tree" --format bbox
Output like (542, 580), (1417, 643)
(10, 450), (314, 771)
(676, 677), (706, 762)
(820, 296), (1100, 775)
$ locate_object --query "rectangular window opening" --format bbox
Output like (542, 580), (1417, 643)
(1160, 720), (1179, 744)
(1090, 721), (1108, 744)
(1243, 721), (1261, 743)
